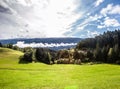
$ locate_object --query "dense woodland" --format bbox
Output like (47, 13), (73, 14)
(0, 30), (120, 64)
(76, 30), (120, 64)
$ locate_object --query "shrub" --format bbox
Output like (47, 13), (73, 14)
(19, 48), (33, 63)
(86, 50), (94, 61)
(12, 46), (19, 50)
(74, 59), (81, 64)
(73, 50), (85, 61)
(57, 50), (69, 59)
(35, 48), (56, 64)
(19, 51), (33, 63)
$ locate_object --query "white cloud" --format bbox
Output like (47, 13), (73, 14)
(109, 5), (120, 14)
(100, 4), (120, 16)
(104, 17), (120, 27)
(87, 30), (100, 38)
(100, 4), (113, 16)
(89, 14), (102, 21)
(68, 14), (102, 36)
(97, 25), (105, 29)
(14, 41), (77, 48)
(94, 0), (104, 7)
(97, 17), (120, 29)
(0, 0), (81, 39)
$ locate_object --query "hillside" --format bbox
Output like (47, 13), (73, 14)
(0, 47), (23, 68)
(0, 47), (120, 89)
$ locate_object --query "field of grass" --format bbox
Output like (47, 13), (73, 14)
(0, 47), (120, 89)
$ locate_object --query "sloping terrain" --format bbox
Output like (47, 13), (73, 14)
(0, 47), (23, 67)
(0, 47), (120, 89)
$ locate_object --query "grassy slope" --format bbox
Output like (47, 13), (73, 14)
(0, 47), (120, 89)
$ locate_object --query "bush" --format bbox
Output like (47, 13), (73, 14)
(57, 50), (69, 59)
(35, 48), (56, 64)
(74, 59), (81, 64)
(57, 58), (70, 64)
(23, 47), (33, 53)
(73, 50), (85, 61)
(7, 44), (13, 49)
(19, 48), (33, 63)
(12, 46), (19, 50)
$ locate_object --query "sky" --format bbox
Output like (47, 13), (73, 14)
(0, 0), (120, 39)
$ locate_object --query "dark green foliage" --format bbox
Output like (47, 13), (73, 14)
(101, 46), (108, 62)
(12, 46), (19, 50)
(0, 42), (2, 47)
(35, 48), (56, 64)
(23, 47), (33, 53)
(2, 44), (13, 49)
(57, 50), (69, 59)
(19, 47), (33, 63)
(77, 30), (120, 49)
(94, 43), (102, 61)
(86, 50), (94, 61)
(73, 50), (82, 60)
(76, 30), (120, 64)
(113, 44), (120, 61)
(7, 44), (13, 49)
(73, 50), (85, 62)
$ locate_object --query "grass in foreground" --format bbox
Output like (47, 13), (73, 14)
(0, 47), (120, 89)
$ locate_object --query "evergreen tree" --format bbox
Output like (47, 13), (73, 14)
(0, 42), (2, 47)
(94, 43), (102, 61)
(86, 50), (94, 61)
(113, 44), (119, 62)
(101, 46), (108, 62)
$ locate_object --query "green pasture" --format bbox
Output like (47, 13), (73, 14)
(0, 47), (120, 89)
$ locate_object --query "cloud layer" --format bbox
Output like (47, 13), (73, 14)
(14, 41), (77, 48)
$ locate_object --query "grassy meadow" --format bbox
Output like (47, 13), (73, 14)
(0, 47), (120, 89)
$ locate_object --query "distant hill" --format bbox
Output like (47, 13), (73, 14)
(0, 38), (82, 44)
(0, 38), (82, 50)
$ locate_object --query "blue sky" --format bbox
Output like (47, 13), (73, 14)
(0, 0), (120, 39)
(67, 0), (120, 38)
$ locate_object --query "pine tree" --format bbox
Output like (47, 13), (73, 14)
(0, 42), (2, 47)
(113, 44), (119, 62)
(94, 43), (102, 61)
(101, 46), (108, 62)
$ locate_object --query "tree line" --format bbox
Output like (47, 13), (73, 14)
(0, 30), (120, 64)
(76, 30), (120, 64)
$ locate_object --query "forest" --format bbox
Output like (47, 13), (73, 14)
(76, 30), (120, 64)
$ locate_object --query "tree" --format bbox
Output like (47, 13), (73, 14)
(35, 48), (56, 64)
(101, 46), (108, 62)
(57, 50), (69, 59)
(19, 50), (33, 63)
(7, 44), (13, 49)
(113, 44), (119, 61)
(94, 43), (102, 61)
(86, 50), (94, 61)
(0, 42), (2, 47)
(107, 48), (115, 63)
(12, 46), (19, 50)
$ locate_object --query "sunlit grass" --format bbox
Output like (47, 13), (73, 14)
(0, 48), (120, 89)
